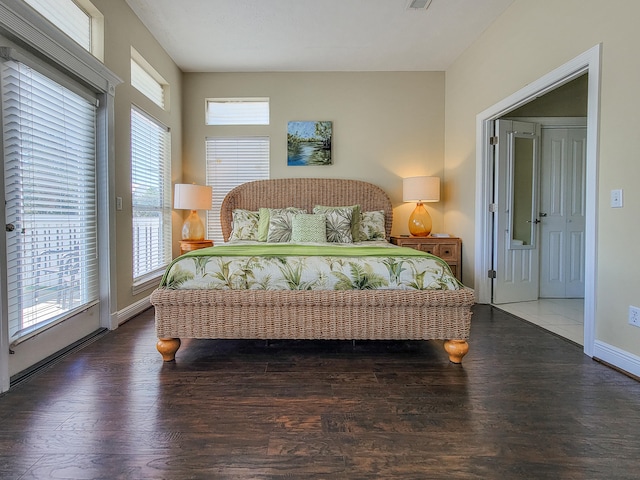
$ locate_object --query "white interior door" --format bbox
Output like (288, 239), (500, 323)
(493, 120), (541, 304)
(539, 126), (587, 298)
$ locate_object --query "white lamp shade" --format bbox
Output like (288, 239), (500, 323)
(403, 176), (440, 203)
(174, 184), (212, 210)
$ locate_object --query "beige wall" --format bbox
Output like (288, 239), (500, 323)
(182, 72), (445, 237)
(444, 0), (640, 355)
(509, 74), (588, 117)
(89, 0), (183, 311)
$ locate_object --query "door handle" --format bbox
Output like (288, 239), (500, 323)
(539, 212), (547, 217)
(6, 223), (15, 232)
(526, 219), (541, 224)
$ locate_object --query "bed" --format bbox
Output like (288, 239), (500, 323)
(150, 178), (475, 363)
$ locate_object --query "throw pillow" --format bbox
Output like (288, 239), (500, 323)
(229, 209), (260, 241)
(266, 207), (306, 242)
(313, 205), (360, 242)
(258, 207), (305, 241)
(257, 207), (271, 241)
(291, 213), (327, 243)
(359, 210), (386, 241)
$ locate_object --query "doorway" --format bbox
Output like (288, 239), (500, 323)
(474, 45), (601, 357)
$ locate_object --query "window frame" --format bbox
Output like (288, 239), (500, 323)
(130, 105), (172, 290)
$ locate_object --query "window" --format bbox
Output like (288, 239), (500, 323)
(131, 107), (172, 283)
(206, 98), (269, 125)
(22, 0), (104, 60)
(131, 48), (169, 109)
(2, 59), (99, 343)
(206, 137), (270, 244)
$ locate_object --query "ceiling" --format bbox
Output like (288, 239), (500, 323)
(124, 0), (515, 72)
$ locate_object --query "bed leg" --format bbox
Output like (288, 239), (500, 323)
(443, 339), (469, 364)
(157, 337), (181, 361)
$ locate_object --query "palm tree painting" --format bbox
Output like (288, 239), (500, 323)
(287, 121), (332, 166)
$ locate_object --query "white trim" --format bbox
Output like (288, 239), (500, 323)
(132, 271), (163, 296)
(474, 44), (601, 359)
(593, 341), (640, 379)
(505, 117), (587, 128)
(117, 296), (152, 326)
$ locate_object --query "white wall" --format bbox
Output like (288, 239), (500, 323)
(444, 0), (640, 357)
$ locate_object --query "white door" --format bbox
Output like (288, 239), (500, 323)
(1, 58), (101, 379)
(539, 127), (587, 298)
(493, 120), (541, 304)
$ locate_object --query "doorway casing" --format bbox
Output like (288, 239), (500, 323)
(474, 44), (601, 357)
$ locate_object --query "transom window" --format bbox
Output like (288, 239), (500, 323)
(206, 98), (269, 125)
(131, 48), (169, 110)
(22, 0), (104, 60)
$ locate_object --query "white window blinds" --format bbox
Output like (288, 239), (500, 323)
(131, 57), (166, 109)
(206, 98), (269, 125)
(206, 137), (270, 244)
(131, 107), (172, 281)
(2, 59), (99, 343)
(23, 0), (92, 52)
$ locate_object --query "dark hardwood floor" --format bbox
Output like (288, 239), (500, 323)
(1, 304), (639, 479)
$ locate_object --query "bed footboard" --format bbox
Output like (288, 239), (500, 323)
(150, 287), (475, 362)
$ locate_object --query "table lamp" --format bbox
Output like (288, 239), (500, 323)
(174, 183), (212, 240)
(402, 176), (440, 237)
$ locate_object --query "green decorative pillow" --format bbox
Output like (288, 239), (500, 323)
(258, 207), (305, 241)
(359, 210), (386, 240)
(229, 209), (260, 241)
(313, 205), (360, 242)
(257, 207), (271, 241)
(291, 213), (327, 243)
(266, 207), (306, 242)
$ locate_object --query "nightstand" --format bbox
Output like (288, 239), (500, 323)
(179, 239), (213, 255)
(390, 235), (462, 282)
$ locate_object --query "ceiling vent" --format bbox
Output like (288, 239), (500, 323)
(406, 0), (433, 10)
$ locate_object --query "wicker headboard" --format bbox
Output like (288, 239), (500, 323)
(220, 178), (393, 242)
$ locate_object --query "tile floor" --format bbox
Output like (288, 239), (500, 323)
(494, 298), (584, 345)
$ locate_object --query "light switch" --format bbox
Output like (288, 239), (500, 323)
(610, 189), (623, 208)
(116, 196), (123, 211)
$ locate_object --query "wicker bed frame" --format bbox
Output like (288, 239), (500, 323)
(150, 178), (475, 363)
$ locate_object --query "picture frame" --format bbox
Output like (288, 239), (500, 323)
(287, 121), (332, 166)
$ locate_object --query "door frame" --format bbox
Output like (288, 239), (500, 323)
(474, 44), (601, 357)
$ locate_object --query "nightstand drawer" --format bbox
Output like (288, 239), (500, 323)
(435, 243), (459, 261)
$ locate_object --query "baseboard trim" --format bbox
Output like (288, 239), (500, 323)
(593, 340), (640, 379)
(117, 296), (152, 325)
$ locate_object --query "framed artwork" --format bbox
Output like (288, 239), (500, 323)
(287, 121), (332, 166)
